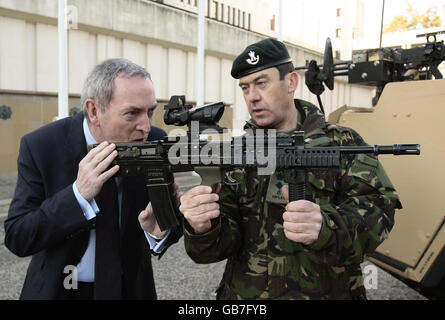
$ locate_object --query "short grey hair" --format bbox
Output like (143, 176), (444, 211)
(81, 58), (151, 117)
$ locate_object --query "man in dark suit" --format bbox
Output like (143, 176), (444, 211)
(4, 58), (182, 300)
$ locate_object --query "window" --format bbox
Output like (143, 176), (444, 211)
(335, 28), (342, 38)
(209, 1), (218, 19)
(336, 8), (342, 17)
(215, 1), (219, 19)
(335, 50), (341, 60)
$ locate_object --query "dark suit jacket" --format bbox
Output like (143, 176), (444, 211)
(4, 112), (182, 300)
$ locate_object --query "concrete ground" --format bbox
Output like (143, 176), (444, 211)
(0, 173), (427, 300)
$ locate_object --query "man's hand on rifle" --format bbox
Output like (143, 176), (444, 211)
(281, 185), (323, 245)
(75, 141), (120, 201)
(179, 185), (221, 234)
(139, 183), (182, 239)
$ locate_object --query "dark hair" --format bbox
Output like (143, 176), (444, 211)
(276, 62), (295, 80)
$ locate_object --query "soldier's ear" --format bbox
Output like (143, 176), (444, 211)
(287, 72), (299, 94)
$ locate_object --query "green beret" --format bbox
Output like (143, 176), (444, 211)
(231, 38), (292, 79)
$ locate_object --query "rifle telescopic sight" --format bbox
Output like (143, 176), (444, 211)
(163, 95), (226, 132)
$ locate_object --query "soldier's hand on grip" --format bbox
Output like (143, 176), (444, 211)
(179, 185), (221, 234)
(281, 185), (323, 245)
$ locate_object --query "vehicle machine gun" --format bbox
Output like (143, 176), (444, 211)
(296, 30), (445, 108)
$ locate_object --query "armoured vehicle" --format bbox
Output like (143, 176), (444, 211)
(297, 32), (445, 299)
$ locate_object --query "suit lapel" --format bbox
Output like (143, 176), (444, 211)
(62, 112), (91, 264)
(63, 112), (88, 182)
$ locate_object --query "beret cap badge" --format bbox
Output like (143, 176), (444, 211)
(246, 51), (260, 65)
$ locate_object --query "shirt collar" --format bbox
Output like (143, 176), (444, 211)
(83, 117), (98, 145)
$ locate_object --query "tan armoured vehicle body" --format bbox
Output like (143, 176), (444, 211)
(299, 35), (445, 298)
(328, 79), (445, 299)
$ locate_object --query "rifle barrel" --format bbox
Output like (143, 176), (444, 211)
(339, 144), (420, 155)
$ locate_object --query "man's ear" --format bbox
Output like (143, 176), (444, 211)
(84, 99), (100, 125)
(288, 71), (299, 94)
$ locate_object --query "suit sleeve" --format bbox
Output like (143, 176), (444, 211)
(4, 136), (92, 257)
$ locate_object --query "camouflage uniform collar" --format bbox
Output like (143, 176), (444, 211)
(243, 99), (327, 139)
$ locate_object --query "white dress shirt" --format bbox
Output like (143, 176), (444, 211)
(72, 117), (170, 282)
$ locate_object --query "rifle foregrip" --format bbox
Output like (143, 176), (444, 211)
(289, 182), (305, 202)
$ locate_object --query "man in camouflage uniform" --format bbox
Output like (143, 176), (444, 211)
(179, 38), (402, 299)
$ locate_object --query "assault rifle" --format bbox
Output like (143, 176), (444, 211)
(90, 96), (420, 231)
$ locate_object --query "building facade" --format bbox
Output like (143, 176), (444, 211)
(162, 0), (273, 35)
(0, 0), (372, 174)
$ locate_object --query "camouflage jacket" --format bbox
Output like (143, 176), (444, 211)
(184, 99), (402, 300)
